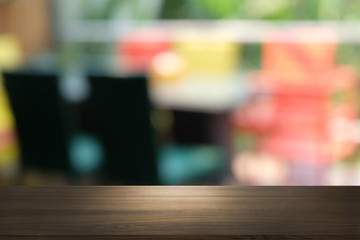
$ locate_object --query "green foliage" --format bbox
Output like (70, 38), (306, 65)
(159, 0), (354, 20)
(337, 44), (360, 74)
(241, 44), (262, 70)
(194, 0), (241, 19)
(81, 0), (127, 20)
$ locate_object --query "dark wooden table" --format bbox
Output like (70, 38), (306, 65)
(0, 186), (359, 239)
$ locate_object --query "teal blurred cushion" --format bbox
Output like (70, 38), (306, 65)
(158, 144), (224, 185)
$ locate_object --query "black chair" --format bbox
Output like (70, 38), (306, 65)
(3, 72), (69, 172)
(87, 75), (158, 184)
(4, 72), (158, 184)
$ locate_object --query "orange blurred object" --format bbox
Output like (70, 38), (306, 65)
(263, 28), (337, 84)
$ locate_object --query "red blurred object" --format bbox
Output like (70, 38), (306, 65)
(232, 29), (359, 165)
(118, 30), (171, 73)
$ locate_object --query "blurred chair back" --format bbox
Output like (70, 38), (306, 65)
(3, 72), (69, 171)
(88, 75), (158, 184)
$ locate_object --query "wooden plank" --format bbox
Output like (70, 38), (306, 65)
(0, 187), (359, 239)
(2, 186), (360, 198)
(0, 236), (359, 240)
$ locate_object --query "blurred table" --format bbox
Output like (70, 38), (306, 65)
(0, 186), (359, 239)
(150, 76), (247, 112)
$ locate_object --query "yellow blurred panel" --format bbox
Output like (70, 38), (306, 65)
(174, 30), (240, 79)
(0, 34), (23, 71)
(0, 34), (21, 174)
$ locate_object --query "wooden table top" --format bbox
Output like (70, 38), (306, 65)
(0, 186), (359, 239)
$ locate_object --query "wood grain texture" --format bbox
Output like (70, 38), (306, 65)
(0, 186), (359, 239)
(0, 236), (359, 240)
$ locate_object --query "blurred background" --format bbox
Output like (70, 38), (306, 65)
(1, 0), (360, 185)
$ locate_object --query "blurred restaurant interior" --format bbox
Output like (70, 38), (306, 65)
(1, 0), (360, 185)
